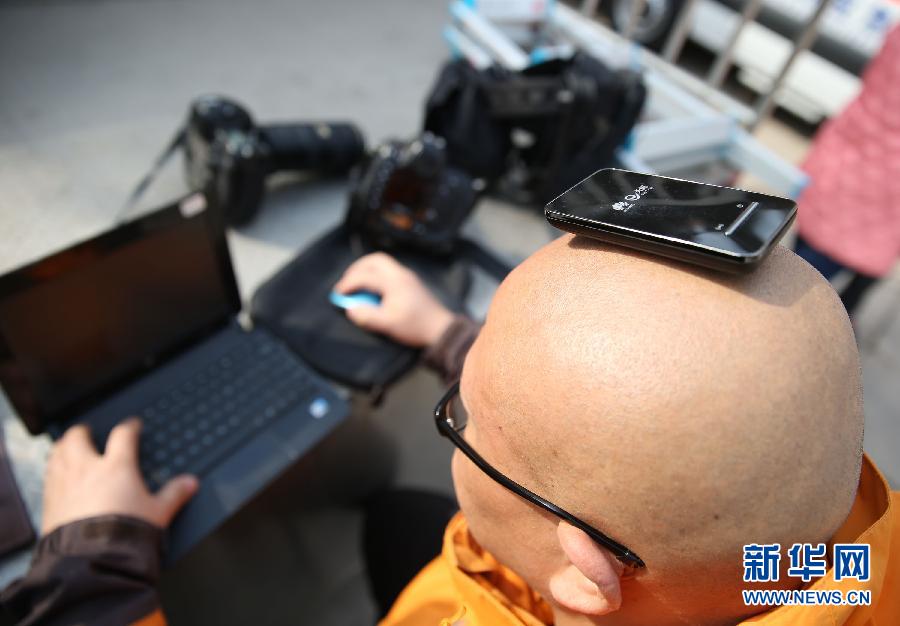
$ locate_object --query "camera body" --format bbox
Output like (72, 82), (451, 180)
(346, 133), (478, 255)
(184, 95), (366, 225)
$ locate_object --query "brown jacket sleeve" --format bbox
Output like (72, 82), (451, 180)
(422, 315), (482, 383)
(1, 515), (165, 626)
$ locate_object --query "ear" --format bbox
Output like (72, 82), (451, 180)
(548, 521), (625, 616)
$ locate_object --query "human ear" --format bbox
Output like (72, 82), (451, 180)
(548, 521), (624, 616)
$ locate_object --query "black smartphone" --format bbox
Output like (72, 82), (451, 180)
(544, 168), (797, 273)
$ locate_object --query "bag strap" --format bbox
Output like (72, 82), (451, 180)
(115, 126), (186, 224)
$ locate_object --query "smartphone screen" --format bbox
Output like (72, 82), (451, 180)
(545, 169), (797, 261)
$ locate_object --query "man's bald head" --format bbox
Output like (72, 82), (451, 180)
(454, 234), (863, 623)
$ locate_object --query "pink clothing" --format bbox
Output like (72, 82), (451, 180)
(796, 25), (900, 277)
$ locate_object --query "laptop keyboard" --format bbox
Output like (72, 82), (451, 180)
(136, 332), (326, 491)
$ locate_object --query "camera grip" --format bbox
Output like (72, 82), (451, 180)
(260, 123), (365, 174)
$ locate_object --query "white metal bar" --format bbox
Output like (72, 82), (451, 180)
(552, 4), (755, 123)
(549, 4), (629, 66)
(615, 146), (657, 174)
(631, 116), (734, 161)
(643, 72), (716, 117)
(580, 0), (601, 17)
(750, 0), (832, 130)
(661, 0), (698, 62)
(443, 25), (494, 70)
(450, 1), (530, 71)
(726, 130), (810, 198)
(622, 0), (648, 40)
(643, 146), (726, 172)
(707, 0), (764, 88)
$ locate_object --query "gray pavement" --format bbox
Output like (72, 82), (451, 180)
(0, 0), (897, 623)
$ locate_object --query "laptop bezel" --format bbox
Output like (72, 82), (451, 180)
(0, 195), (242, 435)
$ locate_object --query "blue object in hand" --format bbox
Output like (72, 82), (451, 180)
(329, 290), (382, 310)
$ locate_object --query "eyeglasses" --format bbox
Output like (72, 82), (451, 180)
(434, 380), (645, 569)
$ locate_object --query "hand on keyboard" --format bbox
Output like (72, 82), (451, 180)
(42, 417), (199, 535)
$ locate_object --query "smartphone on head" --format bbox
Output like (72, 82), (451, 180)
(544, 168), (797, 273)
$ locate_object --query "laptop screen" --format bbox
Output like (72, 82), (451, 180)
(0, 197), (241, 435)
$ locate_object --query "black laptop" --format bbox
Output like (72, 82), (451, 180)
(0, 194), (348, 561)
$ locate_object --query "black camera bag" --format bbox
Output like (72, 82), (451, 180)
(424, 53), (646, 203)
(250, 225), (472, 395)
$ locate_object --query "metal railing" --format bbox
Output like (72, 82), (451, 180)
(580, 0), (834, 130)
(446, 0), (810, 197)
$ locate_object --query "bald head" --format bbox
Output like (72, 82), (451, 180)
(458, 234), (863, 621)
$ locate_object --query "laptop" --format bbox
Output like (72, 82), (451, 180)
(0, 194), (348, 561)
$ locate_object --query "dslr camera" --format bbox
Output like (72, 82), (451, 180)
(346, 132), (479, 255)
(184, 95), (366, 225)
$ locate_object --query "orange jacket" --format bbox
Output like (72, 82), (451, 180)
(381, 455), (898, 626)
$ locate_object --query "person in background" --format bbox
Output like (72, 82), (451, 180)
(793, 24), (900, 316)
(3, 238), (898, 625)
